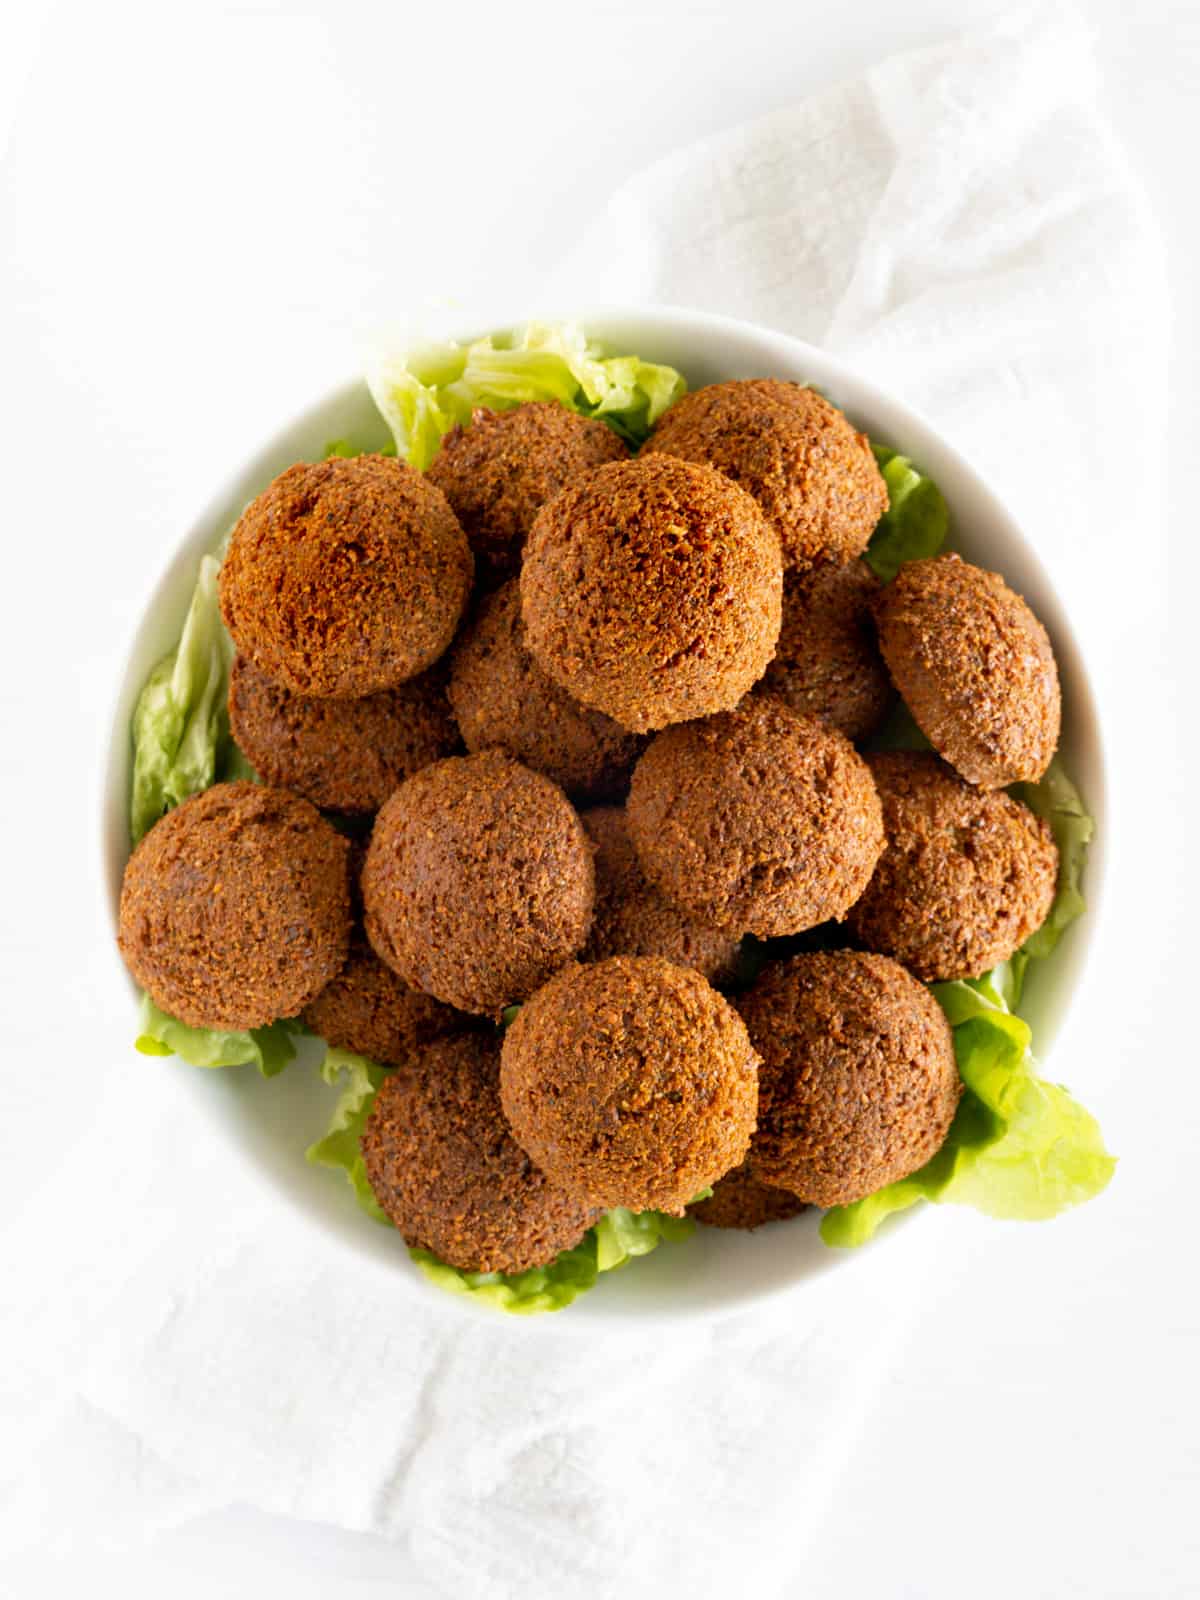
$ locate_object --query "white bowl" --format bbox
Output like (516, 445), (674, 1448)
(102, 306), (1107, 1326)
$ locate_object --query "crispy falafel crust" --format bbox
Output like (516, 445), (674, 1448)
(229, 655), (461, 814)
(643, 380), (887, 571)
(118, 781), (351, 1031)
(627, 695), (884, 938)
(303, 939), (463, 1063)
(448, 581), (643, 801)
(426, 402), (629, 579)
(874, 552), (1061, 787)
(689, 1161), (808, 1230)
(500, 955), (759, 1215)
(361, 1033), (600, 1274)
(219, 454), (472, 698)
(739, 951), (960, 1208)
(520, 456), (783, 733)
(847, 751), (1059, 982)
(764, 559), (893, 739)
(361, 750), (595, 1016)
(580, 806), (741, 983)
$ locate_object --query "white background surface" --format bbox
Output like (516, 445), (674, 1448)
(2, 2), (1197, 1596)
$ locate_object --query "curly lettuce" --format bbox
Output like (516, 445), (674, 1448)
(367, 321), (687, 469)
(130, 555), (236, 844)
(822, 764), (1113, 1245)
(306, 1047), (696, 1313)
(305, 1049), (390, 1222)
(864, 444), (950, 582)
(1016, 762), (1095, 962)
(135, 994), (296, 1078)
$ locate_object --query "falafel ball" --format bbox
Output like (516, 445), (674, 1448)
(874, 552), (1061, 787)
(361, 749), (594, 1016)
(228, 655), (461, 814)
(520, 456), (783, 734)
(303, 939), (464, 1063)
(643, 380), (888, 571)
(580, 806), (741, 984)
(219, 454), (472, 698)
(500, 956), (759, 1215)
(448, 580), (643, 802)
(688, 1161), (808, 1230)
(739, 951), (960, 1208)
(763, 559), (894, 739)
(361, 1033), (600, 1274)
(425, 402), (629, 579)
(626, 695), (884, 938)
(846, 750), (1059, 982)
(119, 781), (351, 1031)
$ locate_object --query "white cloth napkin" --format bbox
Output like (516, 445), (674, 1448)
(0, 6), (1165, 1594)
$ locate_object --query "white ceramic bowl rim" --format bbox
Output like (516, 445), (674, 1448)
(101, 304), (1107, 1330)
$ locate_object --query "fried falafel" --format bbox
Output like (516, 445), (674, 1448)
(739, 951), (960, 1208)
(763, 559), (894, 739)
(119, 781), (351, 1031)
(219, 454), (473, 698)
(362, 749), (594, 1016)
(643, 380), (888, 571)
(303, 938), (464, 1063)
(448, 580), (643, 801)
(626, 695), (884, 938)
(520, 456), (783, 733)
(688, 1161), (808, 1230)
(846, 750), (1059, 982)
(580, 806), (741, 983)
(426, 401), (629, 579)
(361, 1033), (600, 1274)
(228, 655), (461, 814)
(874, 552), (1061, 787)
(500, 955), (759, 1215)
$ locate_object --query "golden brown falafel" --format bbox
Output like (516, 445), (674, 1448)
(739, 951), (960, 1208)
(643, 380), (887, 571)
(580, 806), (741, 983)
(228, 655), (461, 814)
(520, 456), (783, 733)
(303, 939), (464, 1063)
(426, 402), (629, 580)
(219, 454), (472, 698)
(361, 750), (594, 1016)
(874, 552), (1061, 787)
(361, 1033), (601, 1274)
(500, 956), (759, 1215)
(119, 782), (351, 1031)
(448, 581), (643, 802)
(626, 695), (884, 938)
(846, 751), (1059, 981)
(688, 1162), (808, 1230)
(763, 559), (894, 739)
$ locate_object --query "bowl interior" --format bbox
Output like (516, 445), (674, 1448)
(103, 307), (1106, 1326)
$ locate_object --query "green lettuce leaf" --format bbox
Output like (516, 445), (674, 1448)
(1016, 760), (1094, 962)
(593, 1206), (696, 1271)
(409, 1243), (600, 1315)
(820, 976), (1115, 1246)
(130, 555), (235, 843)
(367, 321), (687, 469)
(135, 993), (296, 1077)
(305, 1048), (390, 1222)
(865, 444), (950, 582)
(307, 1046), (695, 1311)
(323, 437), (396, 460)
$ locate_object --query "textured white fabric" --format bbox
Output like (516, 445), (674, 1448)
(0, 6), (1164, 1594)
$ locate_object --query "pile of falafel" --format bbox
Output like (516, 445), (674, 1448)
(119, 377), (1065, 1282)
